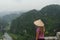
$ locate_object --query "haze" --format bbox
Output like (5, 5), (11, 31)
(0, 0), (60, 16)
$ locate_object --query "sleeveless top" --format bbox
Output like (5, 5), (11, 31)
(36, 27), (44, 39)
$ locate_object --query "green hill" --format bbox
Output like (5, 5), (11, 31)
(10, 4), (60, 40)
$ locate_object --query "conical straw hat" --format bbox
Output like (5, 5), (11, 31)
(34, 19), (44, 27)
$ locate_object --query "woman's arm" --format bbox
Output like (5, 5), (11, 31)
(36, 32), (39, 40)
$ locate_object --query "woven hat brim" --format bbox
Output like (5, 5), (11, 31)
(34, 19), (44, 26)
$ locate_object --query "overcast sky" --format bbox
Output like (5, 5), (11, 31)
(0, 0), (60, 12)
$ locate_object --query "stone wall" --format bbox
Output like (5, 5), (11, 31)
(45, 32), (60, 40)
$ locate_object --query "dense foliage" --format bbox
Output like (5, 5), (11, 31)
(0, 14), (20, 34)
(10, 4), (60, 40)
(40, 4), (60, 35)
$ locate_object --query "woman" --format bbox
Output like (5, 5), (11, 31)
(34, 19), (45, 40)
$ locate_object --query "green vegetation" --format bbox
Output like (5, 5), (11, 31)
(0, 32), (3, 39)
(0, 14), (20, 39)
(8, 33), (18, 40)
(9, 4), (60, 40)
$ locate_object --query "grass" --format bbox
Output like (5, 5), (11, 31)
(8, 33), (18, 40)
(0, 32), (3, 39)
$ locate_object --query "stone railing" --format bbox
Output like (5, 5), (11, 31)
(45, 37), (57, 40)
(45, 32), (60, 40)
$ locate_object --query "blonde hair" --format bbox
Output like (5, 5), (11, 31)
(40, 26), (45, 32)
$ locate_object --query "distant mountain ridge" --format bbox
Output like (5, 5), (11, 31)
(2, 14), (20, 22)
(0, 11), (23, 17)
(0, 12), (22, 32)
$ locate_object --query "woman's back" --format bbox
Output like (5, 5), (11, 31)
(36, 27), (44, 39)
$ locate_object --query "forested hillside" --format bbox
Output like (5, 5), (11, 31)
(39, 4), (60, 35)
(10, 4), (60, 40)
(0, 13), (20, 32)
